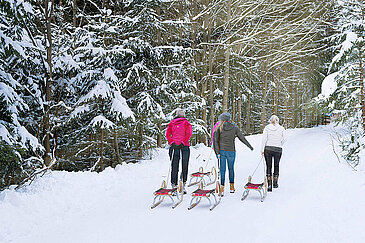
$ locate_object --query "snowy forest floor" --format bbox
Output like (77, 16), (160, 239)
(1, 125), (365, 243)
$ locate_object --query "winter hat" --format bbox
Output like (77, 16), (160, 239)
(176, 108), (185, 117)
(269, 115), (279, 125)
(219, 112), (231, 121)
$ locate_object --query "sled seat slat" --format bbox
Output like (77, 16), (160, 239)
(192, 188), (215, 197)
(154, 188), (177, 195)
(191, 172), (211, 177)
(245, 182), (264, 190)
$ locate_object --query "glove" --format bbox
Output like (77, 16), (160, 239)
(250, 147), (254, 151)
(171, 143), (183, 149)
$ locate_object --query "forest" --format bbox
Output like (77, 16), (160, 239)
(1, 0), (364, 190)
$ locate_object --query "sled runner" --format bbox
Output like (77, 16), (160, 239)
(187, 166), (217, 187)
(151, 180), (184, 209)
(188, 181), (221, 211)
(241, 157), (268, 202)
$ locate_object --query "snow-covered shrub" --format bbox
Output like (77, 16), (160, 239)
(337, 111), (364, 167)
(0, 142), (26, 190)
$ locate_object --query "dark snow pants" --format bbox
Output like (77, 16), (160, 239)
(169, 145), (190, 186)
(264, 146), (282, 176)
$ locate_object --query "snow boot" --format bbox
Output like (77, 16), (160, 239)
(230, 183), (235, 193)
(267, 175), (272, 192)
(273, 175), (279, 188)
(219, 185), (224, 197)
(183, 182), (187, 194)
(171, 183), (177, 196)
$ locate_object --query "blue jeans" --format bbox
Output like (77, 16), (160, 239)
(219, 150), (236, 186)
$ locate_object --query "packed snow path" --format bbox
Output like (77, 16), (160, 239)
(1, 125), (364, 243)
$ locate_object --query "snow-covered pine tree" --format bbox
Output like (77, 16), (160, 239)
(319, 0), (365, 167)
(119, 0), (202, 156)
(61, 1), (134, 170)
(0, 0), (45, 189)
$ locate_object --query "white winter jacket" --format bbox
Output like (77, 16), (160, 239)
(261, 124), (286, 153)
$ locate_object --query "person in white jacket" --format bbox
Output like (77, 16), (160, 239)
(261, 115), (285, 192)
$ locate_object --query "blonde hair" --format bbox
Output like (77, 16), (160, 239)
(269, 115), (279, 125)
(217, 121), (226, 132)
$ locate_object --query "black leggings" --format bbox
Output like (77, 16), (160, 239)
(264, 149), (282, 176)
(169, 146), (190, 185)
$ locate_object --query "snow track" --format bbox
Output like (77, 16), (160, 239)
(0, 125), (364, 243)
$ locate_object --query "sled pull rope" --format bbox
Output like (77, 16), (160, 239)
(204, 148), (214, 169)
(166, 147), (175, 187)
(251, 156), (264, 177)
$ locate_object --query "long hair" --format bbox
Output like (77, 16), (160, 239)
(218, 121), (226, 132)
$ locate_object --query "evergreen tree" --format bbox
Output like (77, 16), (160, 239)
(319, 0), (365, 167)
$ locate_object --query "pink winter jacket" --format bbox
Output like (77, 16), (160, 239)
(166, 117), (192, 146)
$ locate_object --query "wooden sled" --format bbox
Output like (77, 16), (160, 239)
(151, 180), (183, 209)
(188, 166), (217, 187)
(188, 181), (221, 211)
(241, 176), (267, 202)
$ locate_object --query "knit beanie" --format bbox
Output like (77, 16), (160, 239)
(218, 112), (231, 121)
(176, 108), (185, 118)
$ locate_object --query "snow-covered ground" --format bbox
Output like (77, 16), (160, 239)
(0, 125), (364, 243)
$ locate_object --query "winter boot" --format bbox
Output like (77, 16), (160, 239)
(230, 183), (235, 193)
(183, 182), (187, 194)
(171, 183), (177, 196)
(273, 175), (279, 188)
(218, 185), (224, 197)
(267, 175), (273, 192)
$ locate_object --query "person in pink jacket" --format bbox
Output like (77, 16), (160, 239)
(166, 108), (192, 193)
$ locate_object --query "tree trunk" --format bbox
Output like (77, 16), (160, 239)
(293, 82), (298, 127)
(100, 128), (104, 171)
(89, 133), (93, 168)
(73, 0), (77, 27)
(156, 6), (163, 147)
(192, 0), (199, 96)
(113, 128), (120, 164)
(157, 122), (162, 147)
(288, 71), (293, 128)
(208, 18), (214, 142)
(139, 125), (143, 158)
(237, 88), (242, 129)
(261, 60), (267, 132)
(44, 0), (54, 166)
(232, 86), (236, 123)
(222, 0), (231, 112)
(284, 64), (288, 128)
(201, 7), (208, 145)
(246, 70), (251, 134)
(275, 69), (279, 115)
